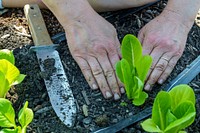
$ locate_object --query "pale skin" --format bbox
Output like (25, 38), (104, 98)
(3, 0), (200, 100)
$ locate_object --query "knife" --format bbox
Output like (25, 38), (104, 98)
(24, 4), (76, 127)
(93, 55), (200, 133)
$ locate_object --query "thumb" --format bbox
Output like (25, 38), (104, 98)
(116, 36), (122, 58)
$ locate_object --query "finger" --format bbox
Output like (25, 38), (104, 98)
(87, 56), (113, 99)
(98, 53), (121, 100)
(115, 36), (122, 58)
(158, 55), (180, 84)
(115, 37), (125, 92)
(144, 54), (172, 91)
(107, 42), (125, 94)
(139, 32), (157, 56)
(74, 56), (98, 90)
(145, 46), (165, 80)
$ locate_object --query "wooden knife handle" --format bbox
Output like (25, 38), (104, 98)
(24, 4), (53, 46)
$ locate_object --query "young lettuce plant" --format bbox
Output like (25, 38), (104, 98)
(0, 49), (26, 98)
(0, 98), (34, 133)
(0, 49), (15, 64)
(115, 34), (152, 106)
(141, 84), (196, 133)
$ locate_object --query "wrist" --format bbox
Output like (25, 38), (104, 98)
(161, 9), (194, 30)
(42, 0), (96, 27)
(42, 0), (93, 17)
(163, 0), (200, 30)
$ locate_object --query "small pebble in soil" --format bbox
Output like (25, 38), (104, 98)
(94, 114), (109, 127)
(116, 115), (123, 121)
(35, 106), (53, 114)
(111, 118), (118, 124)
(95, 98), (102, 102)
(41, 92), (47, 99)
(101, 107), (105, 112)
(82, 104), (89, 117)
(89, 126), (96, 132)
(83, 117), (92, 127)
(77, 115), (84, 123)
(128, 112), (133, 116)
(33, 105), (42, 112)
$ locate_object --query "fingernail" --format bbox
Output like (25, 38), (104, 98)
(92, 84), (98, 90)
(114, 93), (120, 100)
(105, 91), (112, 98)
(158, 79), (164, 84)
(145, 84), (151, 91)
(120, 87), (125, 94)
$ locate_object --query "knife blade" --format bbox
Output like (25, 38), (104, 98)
(24, 4), (76, 127)
(93, 55), (200, 133)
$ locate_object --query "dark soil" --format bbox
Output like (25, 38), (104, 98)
(0, 1), (200, 133)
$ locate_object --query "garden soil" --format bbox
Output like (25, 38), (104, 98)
(0, 1), (200, 133)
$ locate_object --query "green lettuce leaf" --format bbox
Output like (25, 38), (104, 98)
(152, 91), (171, 130)
(165, 101), (196, 133)
(115, 34), (152, 106)
(141, 85), (196, 133)
(132, 91), (148, 106)
(0, 71), (10, 98)
(169, 85), (195, 112)
(0, 98), (16, 128)
(116, 59), (133, 99)
(121, 34), (142, 70)
(178, 131), (187, 133)
(131, 76), (148, 105)
(0, 128), (19, 133)
(0, 59), (25, 86)
(0, 59), (20, 85)
(11, 74), (26, 86)
(136, 55), (152, 83)
(141, 119), (162, 132)
(0, 49), (15, 65)
(18, 101), (34, 132)
(165, 109), (177, 127)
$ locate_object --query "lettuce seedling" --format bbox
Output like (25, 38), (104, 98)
(0, 98), (34, 133)
(0, 49), (26, 98)
(141, 84), (196, 133)
(115, 34), (152, 106)
(0, 49), (15, 64)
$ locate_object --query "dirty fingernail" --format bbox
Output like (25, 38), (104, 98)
(105, 91), (112, 98)
(145, 84), (151, 91)
(120, 87), (125, 94)
(114, 93), (120, 100)
(158, 79), (164, 84)
(92, 84), (98, 90)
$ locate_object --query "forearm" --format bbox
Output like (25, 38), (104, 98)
(41, 0), (95, 27)
(2, 0), (46, 8)
(163, 0), (200, 29)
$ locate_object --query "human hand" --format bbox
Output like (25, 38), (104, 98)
(138, 10), (191, 91)
(65, 13), (125, 100)
(42, 0), (124, 100)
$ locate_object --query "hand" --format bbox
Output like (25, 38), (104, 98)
(42, 0), (124, 100)
(138, 10), (191, 91)
(65, 12), (125, 100)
